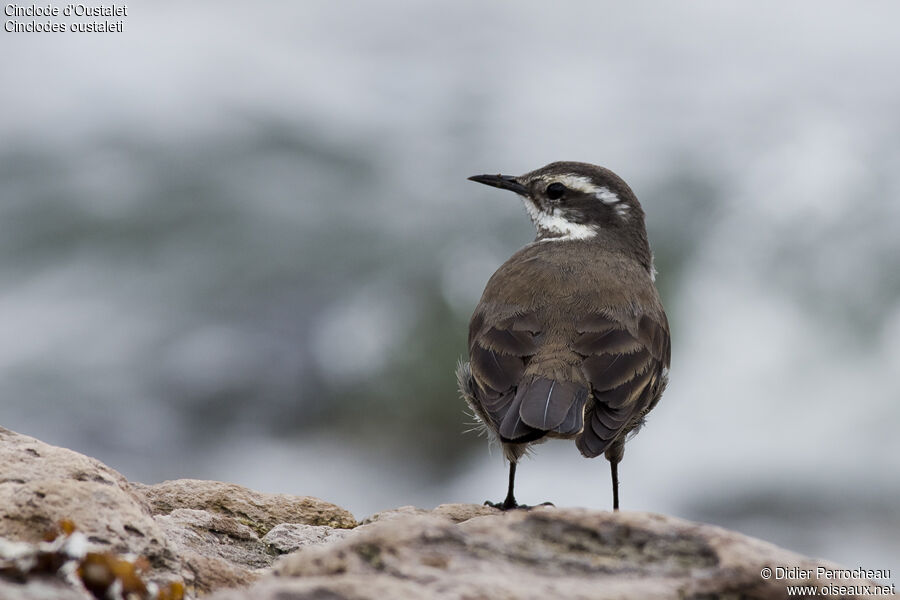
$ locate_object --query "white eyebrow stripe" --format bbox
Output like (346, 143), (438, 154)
(595, 187), (620, 205)
(538, 174), (598, 194)
(537, 175), (621, 208)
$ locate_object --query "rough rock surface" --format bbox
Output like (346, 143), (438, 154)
(262, 523), (351, 555)
(1, 427), (884, 599)
(132, 479), (357, 532)
(0, 428), (358, 597)
(0, 578), (89, 600)
(151, 508), (264, 593)
(0, 427), (179, 581)
(361, 503), (498, 525)
(243, 510), (879, 600)
(130, 478), (357, 593)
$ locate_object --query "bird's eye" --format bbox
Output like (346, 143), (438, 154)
(546, 182), (566, 200)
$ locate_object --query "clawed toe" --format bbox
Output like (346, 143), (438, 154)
(484, 499), (554, 511)
(484, 499), (521, 510)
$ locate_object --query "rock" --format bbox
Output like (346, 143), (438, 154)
(0, 427), (178, 581)
(207, 575), (427, 600)
(217, 509), (880, 600)
(152, 509), (354, 592)
(126, 479), (358, 593)
(153, 508), (264, 593)
(432, 503), (500, 523)
(262, 524), (350, 555)
(155, 509), (268, 569)
(359, 505), (429, 525)
(2, 427), (884, 600)
(131, 479), (358, 533)
(162, 545), (256, 596)
(0, 428), (356, 597)
(0, 578), (90, 600)
(361, 503), (497, 526)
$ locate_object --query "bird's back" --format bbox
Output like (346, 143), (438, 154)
(465, 239), (669, 456)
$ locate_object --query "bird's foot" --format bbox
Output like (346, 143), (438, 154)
(484, 498), (520, 510)
(484, 499), (555, 511)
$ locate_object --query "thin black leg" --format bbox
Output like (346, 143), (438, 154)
(611, 460), (619, 511)
(485, 461), (519, 510)
(503, 462), (517, 508)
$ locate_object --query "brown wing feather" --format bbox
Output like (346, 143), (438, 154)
(471, 344), (524, 394)
(468, 312), (543, 442)
(582, 349), (651, 391)
(574, 312), (669, 458)
(480, 326), (539, 357)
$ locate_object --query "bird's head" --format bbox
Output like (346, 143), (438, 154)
(468, 161), (648, 246)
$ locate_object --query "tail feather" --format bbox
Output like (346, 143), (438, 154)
(498, 392), (543, 442)
(517, 376), (588, 433)
(556, 393), (586, 436)
(461, 358), (588, 444)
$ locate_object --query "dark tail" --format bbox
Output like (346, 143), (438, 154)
(498, 377), (588, 443)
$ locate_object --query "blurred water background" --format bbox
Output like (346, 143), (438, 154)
(2, 0), (899, 576)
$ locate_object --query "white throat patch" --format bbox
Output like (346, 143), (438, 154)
(521, 198), (597, 241)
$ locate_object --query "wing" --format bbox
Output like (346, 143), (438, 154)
(468, 311), (590, 443)
(574, 311), (670, 458)
(467, 311), (543, 442)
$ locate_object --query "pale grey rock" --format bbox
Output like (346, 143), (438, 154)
(359, 505), (429, 525)
(249, 509), (878, 600)
(0, 427), (178, 579)
(0, 428), (362, 597)
(2, 427), (881, 600)
(131, 478), (358, 532)
(0, 578), (91, 600)
(360, 503), (497, 526)
(155, 508), (269, 569)
(128, 478), (359, 593)
(431, 502), (500, 523)
(152, 507), (264, 593)
(206, 575), (431, 600)
(262, 523), (350, 555)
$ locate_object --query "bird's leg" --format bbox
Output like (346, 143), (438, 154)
(605, 441), (625, 511)
(610, 460), (619, 511)
(503, 461), (518, 508)
(485, 461), (520, 510)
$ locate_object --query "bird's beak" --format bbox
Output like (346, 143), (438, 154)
(468, 173), (528, 196)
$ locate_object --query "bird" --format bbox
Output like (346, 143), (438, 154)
(457, 161), (670, 511)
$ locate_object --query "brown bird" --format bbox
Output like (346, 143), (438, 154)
(457, 161), (670, 510)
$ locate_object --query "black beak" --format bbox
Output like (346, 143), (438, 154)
(468, 173), (528, 196)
